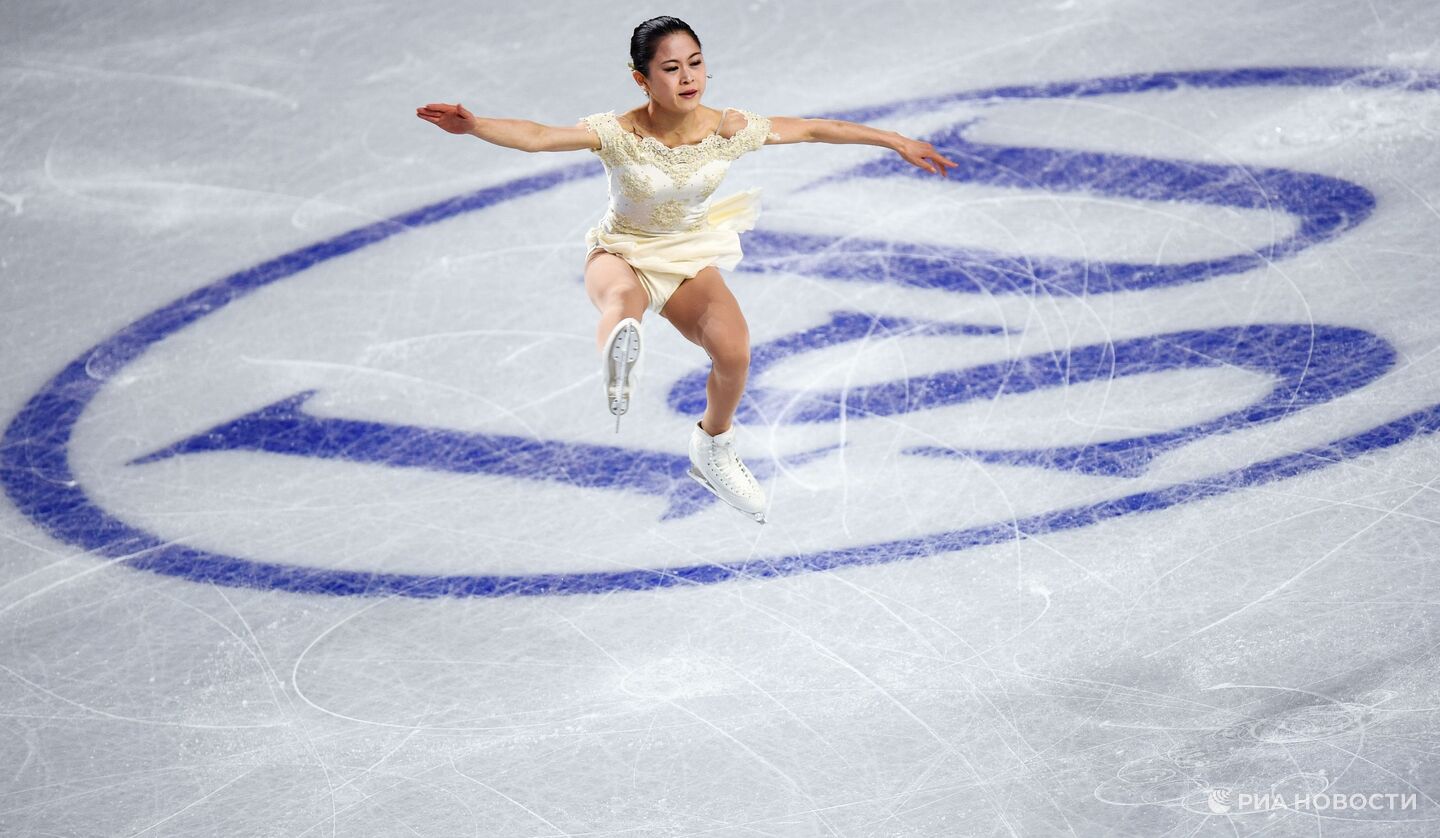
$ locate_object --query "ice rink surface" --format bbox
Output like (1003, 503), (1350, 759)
(4, 0), (1440, 834)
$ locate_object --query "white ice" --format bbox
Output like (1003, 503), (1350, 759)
(3, 0), (1440, 835)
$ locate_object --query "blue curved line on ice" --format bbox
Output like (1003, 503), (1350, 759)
(10, 399), (1440, 598)
(739, 142), (1374, 295)
(743, 73), (1388, 295)
(2, 65), (1438, 598)
(669, 313), (1396, 478)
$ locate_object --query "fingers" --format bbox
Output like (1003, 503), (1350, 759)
(924, 151), (959, 177)
(416, 104), (456, 127)
(902, 139), (959, 177)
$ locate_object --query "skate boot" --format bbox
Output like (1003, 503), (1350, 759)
(688, 421), (768, 523)
(601, 317), (642, 432)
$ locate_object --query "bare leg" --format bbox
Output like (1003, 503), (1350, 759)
(659, 266), (751, 435)
(584, 249), (649, 351)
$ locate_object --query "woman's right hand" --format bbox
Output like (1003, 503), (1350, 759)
(416, 102), (477, 135)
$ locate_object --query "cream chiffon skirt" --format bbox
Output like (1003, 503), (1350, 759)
(584, 187), (762, 314)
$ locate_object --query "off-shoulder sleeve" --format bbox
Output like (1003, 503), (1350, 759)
(724, 109), (773, 159)
(579, 111), (620, 162)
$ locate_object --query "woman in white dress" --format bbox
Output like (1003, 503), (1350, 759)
(416, 16), (956, 523)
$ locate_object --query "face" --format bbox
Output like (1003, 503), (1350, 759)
(637, 33), (704, 111)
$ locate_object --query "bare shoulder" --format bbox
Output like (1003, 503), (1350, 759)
(616, 107), (647, 133)
(717, 107), (749, 139)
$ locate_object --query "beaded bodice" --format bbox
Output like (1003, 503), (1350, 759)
(581, 108), (774, 235)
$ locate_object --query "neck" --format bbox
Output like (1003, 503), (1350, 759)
(640, 103), (704, 138)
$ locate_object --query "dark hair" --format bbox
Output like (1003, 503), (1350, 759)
(628, 16), (701, 78)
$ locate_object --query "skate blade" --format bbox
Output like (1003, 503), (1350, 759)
(687, 465), (767, 523)
(605, 324), (641, 431)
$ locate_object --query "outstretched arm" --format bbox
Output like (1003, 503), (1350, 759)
(767, 115), (958, 178)
(415, 102), (599, 153)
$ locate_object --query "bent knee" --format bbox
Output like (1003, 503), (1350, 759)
(587, 266), (648, 310)
(600, 283), (648, 310)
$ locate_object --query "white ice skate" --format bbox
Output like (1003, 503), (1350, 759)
(602, 317), (642, 432)
(687, 421), (768, 523)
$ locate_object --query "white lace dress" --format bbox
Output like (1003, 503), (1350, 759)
(580, 107), (773, 312)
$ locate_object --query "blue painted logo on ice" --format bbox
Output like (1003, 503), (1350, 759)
(4, 66), (1439, 598)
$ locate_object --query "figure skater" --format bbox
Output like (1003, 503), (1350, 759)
(416, 15), (956, 523)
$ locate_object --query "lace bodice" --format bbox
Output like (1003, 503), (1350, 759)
(580, 108), (774, 235)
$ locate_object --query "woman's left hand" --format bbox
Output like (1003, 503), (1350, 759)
(896, 137), (958, 177)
